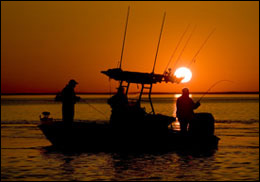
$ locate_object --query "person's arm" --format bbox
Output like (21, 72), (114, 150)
(71, 90), (80, 103)
(193, 100), (200, 109)
(107, 95), (115, 106)
(55, 92), (62, 101)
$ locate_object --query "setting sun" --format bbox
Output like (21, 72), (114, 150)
(174, 67), (192, 83)
(1, 2), (259, 181)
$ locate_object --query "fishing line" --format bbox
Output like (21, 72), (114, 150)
(197, 80), (234, 102)
(163, 24), (190, 74)
(188, 28), (216, 68)
(172, 25), (196, 71)
(84, 101), (108, 119)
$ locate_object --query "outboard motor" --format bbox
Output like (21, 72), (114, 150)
(40, 111), (53, 124)
(188, 113), (215, 136)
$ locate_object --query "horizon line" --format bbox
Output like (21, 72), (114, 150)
(1, 91), (259, 95)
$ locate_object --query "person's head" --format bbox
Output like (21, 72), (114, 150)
(182, 88), (189, 97)
(68, 79), (78, 88)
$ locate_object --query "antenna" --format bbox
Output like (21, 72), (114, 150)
(152, 12), (166, 74)
(119, 6), (130, 69)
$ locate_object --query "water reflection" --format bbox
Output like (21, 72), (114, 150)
(40, 147), (82, 181)
(40, 146), (218, 181)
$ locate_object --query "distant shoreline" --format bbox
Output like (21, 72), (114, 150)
(1, 91), (259, 95)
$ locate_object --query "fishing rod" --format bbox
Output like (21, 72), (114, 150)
(152, 12), (166, 74)
(188, 28), (216, 68)
(197, 80), (234, 102)
(119, 6), (130, 69)
(163, 24), (190, 74)
(172, 25), (196, 71)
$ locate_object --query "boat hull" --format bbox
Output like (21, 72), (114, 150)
(38, 121), (220, 152)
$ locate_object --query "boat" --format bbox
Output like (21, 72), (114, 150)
(38, 8), (220, 152)
(39, 115), (219, 152)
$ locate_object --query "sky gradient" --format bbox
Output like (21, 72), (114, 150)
(1, 1), (259, 93)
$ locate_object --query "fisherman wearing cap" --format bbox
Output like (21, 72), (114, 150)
(61, 79), (80, 124)
(176, 88), (200, 133)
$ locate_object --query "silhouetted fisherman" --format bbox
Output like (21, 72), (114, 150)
(108, 86), (128, 126)
(61, 79), (80, 125)
(176, 88), (200, 133)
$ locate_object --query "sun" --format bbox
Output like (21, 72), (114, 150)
(174, 67), (192, 83)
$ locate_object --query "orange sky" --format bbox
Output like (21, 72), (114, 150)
(1, 1), (259, 93)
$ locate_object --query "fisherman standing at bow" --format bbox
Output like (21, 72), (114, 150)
(60, 79), (80, 125)
(176, 88), (200, 134)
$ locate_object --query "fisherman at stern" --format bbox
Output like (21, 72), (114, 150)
(61, 79), (80, 125)
(176, 88), (200, 134)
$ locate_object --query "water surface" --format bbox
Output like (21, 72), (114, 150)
(1, 94), (259, 181)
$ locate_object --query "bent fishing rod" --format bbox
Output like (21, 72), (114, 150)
(197, 80), (234, 102)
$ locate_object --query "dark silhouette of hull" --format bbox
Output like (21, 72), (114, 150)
(38, 113), (220, 152)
